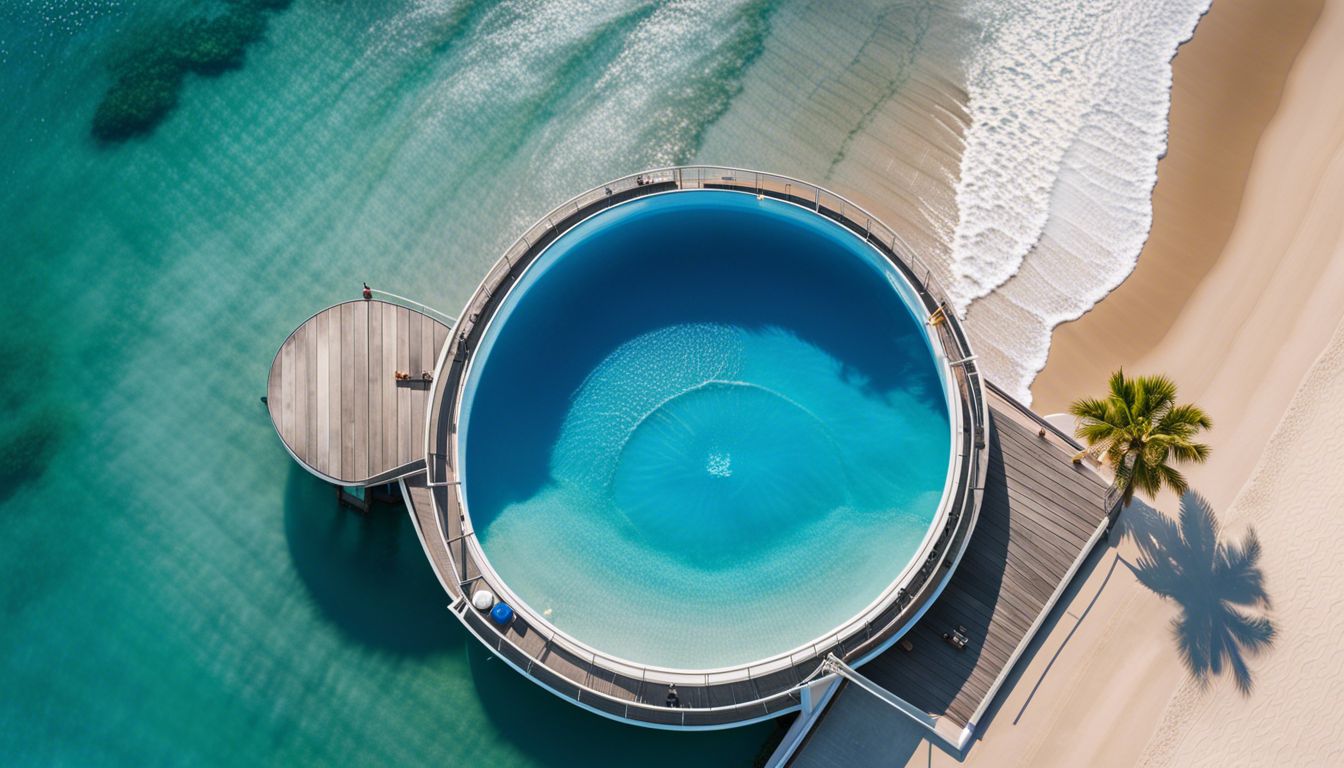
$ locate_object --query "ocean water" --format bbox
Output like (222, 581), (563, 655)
(460, 193), (949, 668)
(1, 0), (1204, 764)
(951, 0), (1211, 398)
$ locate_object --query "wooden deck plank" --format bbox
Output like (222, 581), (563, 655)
(396, 305), (411, 465)
(304, 320), (316, 462)
(315, 308), (330, 473)
(422, 315), (436, 423)
(267, 300), (448, 486)
(419, 313), (435, 447)
(423, 313), (437, 372)
(292, 323), (309, 463)
(340, 303), (355, 478)
(407, 306), (423, 377)
(382, 302), (398, 470)
(996, 449), (1106, 532)
(997, 426), (1108, 508)
(329, 304), (343, 481)
(408, 310), (424, 463)
(353, 301), (368, 480)
(280, 334), (296, 444)
(368, 302), (383, 475)
(433, 318), (448, 363)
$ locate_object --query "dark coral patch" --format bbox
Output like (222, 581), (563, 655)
(92, 1), (294, 144)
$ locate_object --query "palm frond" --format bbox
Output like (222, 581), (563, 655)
(1165, 438), (1211, 464)
(1157, 462), (1189, 497)
(1136, 373), (1178, 416)
(1069, 396), (1111, 422)
(1076, 421), (1119, 447)
(1075, 370), (1211, 504)
(1164, 403), (1213, 431)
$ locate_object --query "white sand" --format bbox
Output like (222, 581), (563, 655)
(1138, 318), (1344, 766)
(886, 1), (1344, 765)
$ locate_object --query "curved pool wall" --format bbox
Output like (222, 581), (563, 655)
(458, 189), (956, 670)
(423, 167), (988, 728)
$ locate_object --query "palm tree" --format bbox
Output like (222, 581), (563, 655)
(1069, 369), (1212, 506)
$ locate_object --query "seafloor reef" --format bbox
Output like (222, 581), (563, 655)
(92, 0), (293, 144)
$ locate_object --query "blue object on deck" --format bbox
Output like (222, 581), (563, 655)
(490, 602), (514, 625)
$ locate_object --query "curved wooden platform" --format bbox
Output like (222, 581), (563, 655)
(417, 167), (992, 728)
(267, 299), (449, 486)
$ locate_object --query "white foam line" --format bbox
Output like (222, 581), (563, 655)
(950, 0), (1212, 401)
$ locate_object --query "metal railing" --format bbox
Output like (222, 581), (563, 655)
(423, 166), (990, 726)
(366, 288), (457, 325)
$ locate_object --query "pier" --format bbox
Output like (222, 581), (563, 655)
(266, 299), (449, 486)
(768, 385), (1113, 764)
(263, 167), (1120, 747)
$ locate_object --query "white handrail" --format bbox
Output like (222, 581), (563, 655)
(422, 166), (989, 718)
(368, 288), (457, 324)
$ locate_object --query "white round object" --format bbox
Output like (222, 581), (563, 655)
(471, 590), (495, 611)
(1044, 413), (1078, 436)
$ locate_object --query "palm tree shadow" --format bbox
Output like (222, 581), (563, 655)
(1120, 491), (1275, 694)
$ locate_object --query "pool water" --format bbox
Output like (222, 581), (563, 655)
(459, 191), (951, 669)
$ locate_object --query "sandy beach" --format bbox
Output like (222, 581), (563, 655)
(886, 0), (1344, 764)
(1031, 0), (1340, 510)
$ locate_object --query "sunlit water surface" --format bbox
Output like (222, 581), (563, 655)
(461, 192), (949, 669)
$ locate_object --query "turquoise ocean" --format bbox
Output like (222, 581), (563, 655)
(0, 1), (979, 765)
(1, 0), (1210, 764)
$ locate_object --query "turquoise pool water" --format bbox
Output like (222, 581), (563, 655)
(460, 191), (952, 669)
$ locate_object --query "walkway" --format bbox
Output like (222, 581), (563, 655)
(266, 299), (449, 486)
(416, 167), (991, 727)
(781, 391), (1114, 764)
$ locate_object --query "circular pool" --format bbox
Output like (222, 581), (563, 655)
(457, 190), (954, 670)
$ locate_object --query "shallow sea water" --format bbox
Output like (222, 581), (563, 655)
(0, 0), (1206, 763)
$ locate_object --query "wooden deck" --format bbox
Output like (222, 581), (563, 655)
(412, 169), (994, 727)
(782, 392), (1113, 765)
(266, 300), (449, 486)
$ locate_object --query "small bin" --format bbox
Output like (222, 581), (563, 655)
(490, 602), (514, 626)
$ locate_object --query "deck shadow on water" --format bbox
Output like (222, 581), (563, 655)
(465, 641), (775, 767)
(1123, 491), (1275, 694)
(283, 465), (463, 657)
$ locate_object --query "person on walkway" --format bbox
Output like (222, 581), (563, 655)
(362, 282), (373, 300)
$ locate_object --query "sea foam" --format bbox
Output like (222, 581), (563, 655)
(950, 0), (1211, 402)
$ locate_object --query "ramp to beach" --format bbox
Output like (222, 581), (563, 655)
(777, 388), (1115, 765)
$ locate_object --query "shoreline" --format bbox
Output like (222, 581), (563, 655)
(944, 0), (1344, 765)
(886, 1), (1344, 765)
(1030, 0), (1336, 513)
(1030, 0), (1324, 418)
